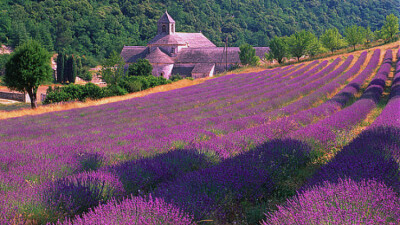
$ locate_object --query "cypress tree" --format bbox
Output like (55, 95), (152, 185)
(71, 55), (77, 83)
(56, 52), (64, 83)
(77, 56), (83, 78)
(64, 55), (72, 83)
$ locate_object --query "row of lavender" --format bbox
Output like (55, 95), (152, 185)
(59, 52), (381, 224)
(264, 49), (400, 224)
(194, 50), (377, 158)
(0, 51), (380, 224)
(0, 61), (331, 223)
(57, 50), (392, 224)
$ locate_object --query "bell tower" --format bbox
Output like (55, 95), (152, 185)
(157, 11), (175, 35)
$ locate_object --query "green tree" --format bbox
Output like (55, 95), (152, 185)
(56, 52), (64, 83)
(381, 14), (399, 42)
(374, 29), (384, 41)
(77, 56), (83, 78)
(307, 35), (325, 58)
(344, 25), (365, 51)
(287, 30), (314, 61)
(71, 55), (77, 83)
(321, 28), (345, 54)
(364, 27), (374, 46)
(101, 51), (125, 85)
(128, 58), (153, 76)
(64, 55), (73, 83)
(267, 36), (288, 64)
(4, 40), (52, 109)
(239, 43), (260, 66)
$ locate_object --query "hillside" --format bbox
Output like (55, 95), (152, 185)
(0, 42), (399, 224)
(0, 0), (398, 61)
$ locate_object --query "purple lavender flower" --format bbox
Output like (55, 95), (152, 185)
(59, 194), (195, 225)
(39, 170), (125, 221)
(263, 178), (400, 225)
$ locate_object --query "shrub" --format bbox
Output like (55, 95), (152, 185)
(43, 83), (105, 104)
(78, 71), (93, 82)
(146, 76), (168, 88)
(120, 76), (147, 93)
(263, 178), (400, 225)
(40, 171), (125, 222)
(128, 59), (153, 76)
(59, 195), (195, 225)
(83, 83), (104, 100)
(170, 74), (184, 82)
(103, 85), (127, 97)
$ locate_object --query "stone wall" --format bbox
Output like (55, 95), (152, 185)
(152, 63), (174, 79)
(0, 91), (30, 103)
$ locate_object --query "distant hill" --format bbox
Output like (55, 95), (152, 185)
(0, 0), (398, 61)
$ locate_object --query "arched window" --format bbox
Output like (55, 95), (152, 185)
(162, 25), (167, 33)
(171, 24), (174, 33)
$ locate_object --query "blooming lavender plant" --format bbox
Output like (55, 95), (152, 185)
(108, 149), (215, 195)
(370, 48), (400, 129)
(154, 139), (311, 222)
(58, 195), (195, 225)
(264, 178), (400, 225)
(40, 170), (125, 221)
(290, 49), (393, 147)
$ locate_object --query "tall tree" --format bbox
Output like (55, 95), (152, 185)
(4, 40), (52, 109)
(101, 51), (125, 86)
(239, 43), (260, 66)
(56, 52), (64, 83)
(266, 36), (288, 64)
(128, 59), (153, 77)
(287, 30), (314, 61)
(307, 35), (325, 58)
(321, 28), (345, 54)
(64, 55), (73, 83)
(381, 14), (399, 42)
(364, 27), (374, 47)
(77, 56), (83, 78)
(71, 55), (77, 83)
(344, 25), (366, 51)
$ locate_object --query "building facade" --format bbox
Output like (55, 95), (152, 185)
(121, 11), (269, 79)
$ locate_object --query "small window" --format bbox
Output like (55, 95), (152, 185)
(171, 24), (174, 32)
(160, 72), (165, 77)
(171, 48), (175, 53)
(162, 25), (167, 33)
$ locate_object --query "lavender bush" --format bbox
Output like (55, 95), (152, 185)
(264, 178), (400, 225)
(290, 49), (393, 148)
(59, 195), (195, 225)
(39, 171), (125, 222)
(155, 139), (311, 222)
(0, 50), (392, 224)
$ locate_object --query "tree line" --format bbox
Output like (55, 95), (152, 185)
(0, 0), (397, 63)
(265, 14), (399, 64)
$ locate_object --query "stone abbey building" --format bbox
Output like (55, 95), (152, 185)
(121, 11), (269, 79)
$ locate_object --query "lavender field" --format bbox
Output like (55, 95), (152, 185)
(1, 48), (399, 224)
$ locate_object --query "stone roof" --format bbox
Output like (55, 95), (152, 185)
(148, 34), (183, 46)
(192, 63), (215, 74)
(121, 46), (270, 65)
(120, 46), (148, 63)
(158, 11), (175, 24)
(175, 47), (269, 64)
(175, 33), (216, 48)
(172, 65), (194, 76)
(148, 33), (216, 48)
(145, 47), (174, 64)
